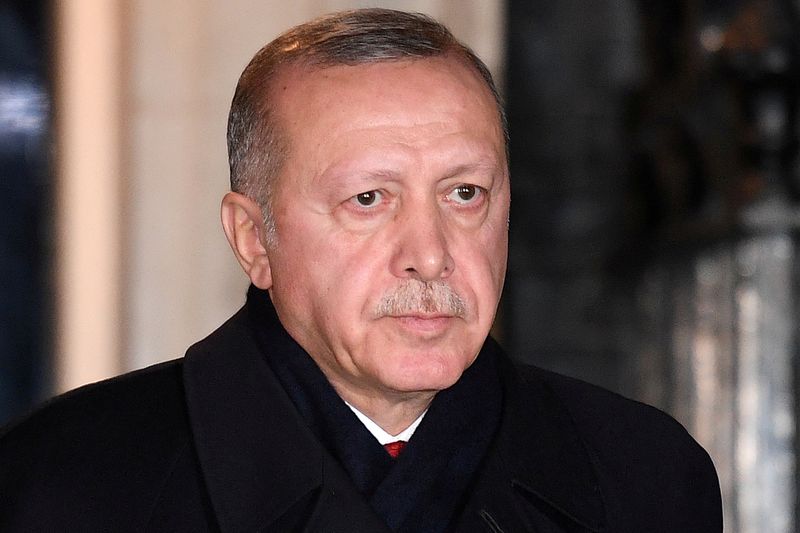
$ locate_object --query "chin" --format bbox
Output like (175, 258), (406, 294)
(378, 350), (475, 394)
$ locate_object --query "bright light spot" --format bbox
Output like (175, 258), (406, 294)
(700, 26), (724, 53)
(0, 78), (49, 136)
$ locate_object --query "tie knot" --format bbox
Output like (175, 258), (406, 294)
(383, 440), (407, 458)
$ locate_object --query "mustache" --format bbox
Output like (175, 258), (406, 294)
(375, 280), (466, 318)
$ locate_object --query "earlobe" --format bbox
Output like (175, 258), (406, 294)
(220, 192), (273, 289)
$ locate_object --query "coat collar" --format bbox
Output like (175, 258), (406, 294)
(463, 341), (607, 532)
(183, 308), (323, 531)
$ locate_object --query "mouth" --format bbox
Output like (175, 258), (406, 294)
(389, 314), (455, 334)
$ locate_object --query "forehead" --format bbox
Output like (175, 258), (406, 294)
(269, 56), (504, 153)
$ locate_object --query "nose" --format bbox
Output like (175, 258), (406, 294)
(389, 200), (455, 281)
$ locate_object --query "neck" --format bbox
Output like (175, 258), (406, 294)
(332, 385), (435, 435)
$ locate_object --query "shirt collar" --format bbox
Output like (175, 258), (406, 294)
(345, 402), (427, 445)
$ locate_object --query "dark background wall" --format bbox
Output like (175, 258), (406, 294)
(503, 0), (799, 395)
(0, 1), (52, 426)
(503, 0), (641, 393)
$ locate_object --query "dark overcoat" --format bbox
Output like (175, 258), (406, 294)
(0, 305), (722, 532)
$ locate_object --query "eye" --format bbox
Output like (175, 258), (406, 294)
(446, 184), (484, 205)
(350, 190), (383, 208)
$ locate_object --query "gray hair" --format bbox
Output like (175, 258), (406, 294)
(226, 8), (507, 241)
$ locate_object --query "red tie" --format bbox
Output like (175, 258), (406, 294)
(383, 440), (407, 458)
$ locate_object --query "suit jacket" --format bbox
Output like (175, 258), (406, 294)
(0, 306), (722, 532)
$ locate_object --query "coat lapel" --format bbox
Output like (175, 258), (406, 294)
(459, 345), (607, 532)
(301, 457), (393, 533)
(183, 309), (389, 532)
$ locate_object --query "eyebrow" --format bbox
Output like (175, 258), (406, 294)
(328, 169), (402, 188)
(442, 161), (500, 179)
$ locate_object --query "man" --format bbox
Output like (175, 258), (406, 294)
(0, 9), (721, 532)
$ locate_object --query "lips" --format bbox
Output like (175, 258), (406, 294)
(391, 314), (455, 335)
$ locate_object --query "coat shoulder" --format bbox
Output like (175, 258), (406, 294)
(517, 364), (692, 444)
(0, 359), (197, 531)
(514, 364), (723, 531)
(1, 357), (189, 449)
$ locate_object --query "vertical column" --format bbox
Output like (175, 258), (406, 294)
(691, 248), (736, 531)
(53, 1), (124, 391)
(734, 235), (795, 533)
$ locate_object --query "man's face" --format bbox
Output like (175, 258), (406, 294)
(264, 56), (509, 402)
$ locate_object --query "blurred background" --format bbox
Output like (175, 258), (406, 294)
(1, 1), (798, 531)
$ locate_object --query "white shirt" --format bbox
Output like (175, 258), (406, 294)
(345, 401), (427, 445)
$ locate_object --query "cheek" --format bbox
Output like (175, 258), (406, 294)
(460, 220), (507, 277)
(451, 227), (507, 319)
(490, 231), (509, 284)
(309, 235), (391, 314)
(479, 211), (509, 283)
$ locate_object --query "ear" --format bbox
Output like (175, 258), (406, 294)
(221, 191), (273, 289)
